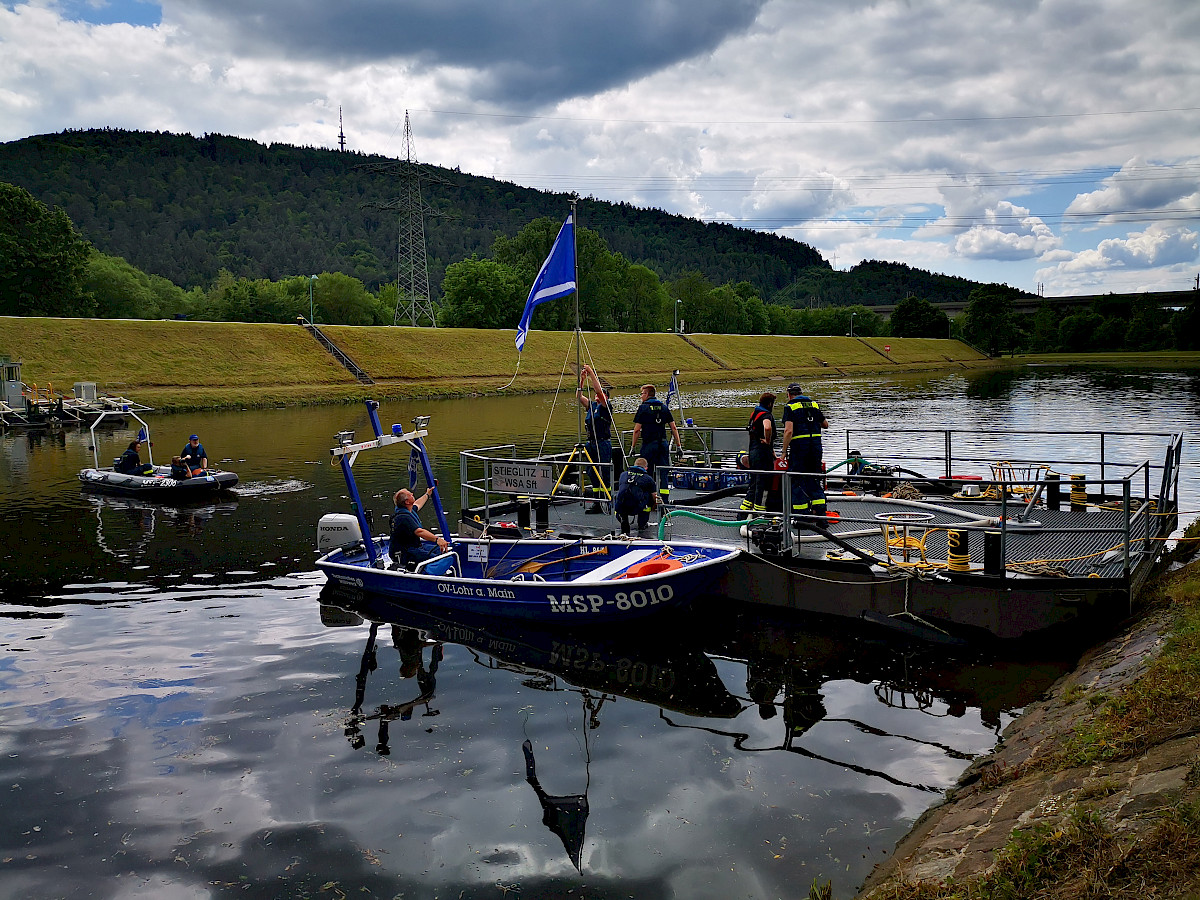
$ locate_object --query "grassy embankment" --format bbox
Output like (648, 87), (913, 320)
(1, 316), (994, 411)
(864, 525), (1200, 900)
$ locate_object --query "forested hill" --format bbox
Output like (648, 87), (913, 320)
(0, 128), (830, 299)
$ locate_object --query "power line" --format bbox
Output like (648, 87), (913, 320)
(416, 105), (1200, 127)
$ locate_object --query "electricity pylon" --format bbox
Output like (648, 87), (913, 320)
(362, 111), (447, 326)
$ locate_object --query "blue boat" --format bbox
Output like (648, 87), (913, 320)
(314, 401), (739, 624)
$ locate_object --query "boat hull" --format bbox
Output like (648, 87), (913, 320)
(79, 466), (238, 497)
(316, 538), (738, 624)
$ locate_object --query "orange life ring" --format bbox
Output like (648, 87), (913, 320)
(621, 557), (684, 579)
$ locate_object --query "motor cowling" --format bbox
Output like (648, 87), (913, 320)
(317, 513), (362, 553)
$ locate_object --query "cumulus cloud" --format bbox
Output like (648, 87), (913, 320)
(1066, 157), (1200, 220)
(1037, 223), (1198, 280)
(952, 201), (1061, 260)
(739, 171), (856, 224)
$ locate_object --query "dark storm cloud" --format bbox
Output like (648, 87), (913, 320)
(174, 0), (768, 105)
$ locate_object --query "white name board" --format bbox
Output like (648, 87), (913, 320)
(490, 461), (555, 494)
(467, 543), (490, 563)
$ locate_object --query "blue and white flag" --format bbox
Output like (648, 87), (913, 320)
(408, 447), (421, 490)
(515, 215), (576, 353)
(135, 426), (147, 443)
(665, 370), (680, 411)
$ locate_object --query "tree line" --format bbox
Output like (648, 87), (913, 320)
(5, 179), (1197, 350)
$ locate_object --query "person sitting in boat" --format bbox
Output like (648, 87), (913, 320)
(180, 434), (207, 476)
(389, 486), (450, 569)
(615, 457), (657, 534)
(115, 440), (154, 476)
(169, 456), (191, 479)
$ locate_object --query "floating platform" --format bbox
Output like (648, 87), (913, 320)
(459, 425), (1183, 642)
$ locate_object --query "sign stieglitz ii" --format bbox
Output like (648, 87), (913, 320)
(490, 461), (555, 494)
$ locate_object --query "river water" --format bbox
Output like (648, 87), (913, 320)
(1, 366), (1198, 899)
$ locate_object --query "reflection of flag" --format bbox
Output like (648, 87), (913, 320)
(665, 370), (680, 411)
(515, 215), (576, 352)
(408, 447), (421, 490)
(135, 426), (147, 442)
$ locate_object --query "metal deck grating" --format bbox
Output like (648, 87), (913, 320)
(660, 492), (1153, 579)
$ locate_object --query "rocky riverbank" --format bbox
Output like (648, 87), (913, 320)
(856, 545), (1200, 899)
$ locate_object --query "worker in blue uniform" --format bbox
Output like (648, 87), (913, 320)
(630, 383), (682, 509)
(576, 364), (612, 514)
(390, 486), (449, 568)
(180, 434), (207, 476)
(615, 457), (657, 533)
(779, 383), (829, 526)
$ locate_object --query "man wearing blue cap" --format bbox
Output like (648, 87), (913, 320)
(180, 434), (208, 476)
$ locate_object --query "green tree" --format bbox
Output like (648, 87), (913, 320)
(1172, 293), (1199, 350)
(617, 263), (668, 333)
(668, 271), (713, 333)
(1027, 302), (1060, 352)
(1125, 295), (1171, 351)
(1057, 310), (1104, 352)
(961, 285), (1021, 355)
(0, 181), (94, 316)
(889, 294), (950, 338)
(311, 271), (374, 325)
(438, 256), (526, 329)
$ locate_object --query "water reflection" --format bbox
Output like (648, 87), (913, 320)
(317, 583), (1071, 878)
(1, 366), (1196, 898)
(87, 494), (239, 560)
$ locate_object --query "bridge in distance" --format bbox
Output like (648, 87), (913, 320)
(869, 288), (1196, 319)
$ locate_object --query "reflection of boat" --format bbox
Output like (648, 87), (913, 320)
(87, 494), (238, 559)
(652, 601), (1075, 794)
(319, 580), (743, 719)
(321, 578), (742, 873)
(316, 401), (739, 624)
(77, 408), (238, 498)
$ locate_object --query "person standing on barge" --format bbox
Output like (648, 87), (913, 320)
(631, 383), (682, 509)
(779, 383), (829, 526)
(740, 391), (777, 518)
(576, 364), (613, 514)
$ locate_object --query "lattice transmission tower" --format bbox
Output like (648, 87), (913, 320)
(362, 112), (446, 327)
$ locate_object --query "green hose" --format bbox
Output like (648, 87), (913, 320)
(658, 509), (775, 539)
(825, 455), (868, 474)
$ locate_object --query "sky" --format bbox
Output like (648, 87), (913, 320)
(2, 0), (1199, 297)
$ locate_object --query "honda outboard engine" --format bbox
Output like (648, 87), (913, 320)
(317, 513), (363, 553)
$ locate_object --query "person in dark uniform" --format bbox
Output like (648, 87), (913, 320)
(739, 391), (777, 518)
(180, 434), (207, 476)
(615, 456), (657, 533)
(631, 383), (682, 508)
(576, 364), (612, 514)
(389, 486), (449, 568)
(780, 383), (829, 525)
(115, 439), (153, 475)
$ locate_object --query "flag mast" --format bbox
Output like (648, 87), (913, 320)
(572, 197), (582, 444)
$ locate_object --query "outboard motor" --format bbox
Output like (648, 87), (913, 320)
(318, 513), (363, 553)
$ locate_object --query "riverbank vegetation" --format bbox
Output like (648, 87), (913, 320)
(0, 316), (997, 410)
(863, 532), (1200, 900)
